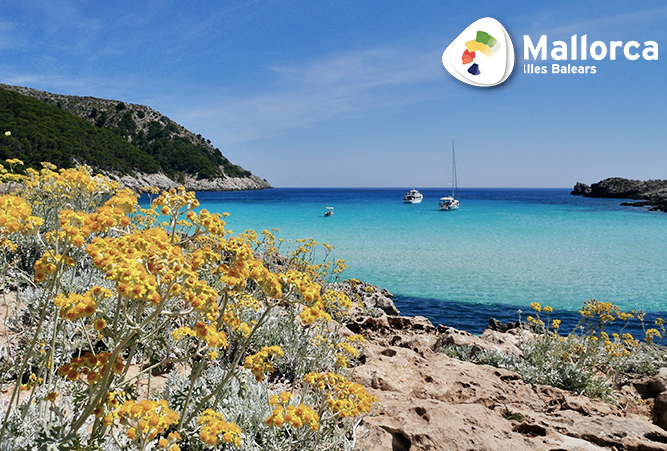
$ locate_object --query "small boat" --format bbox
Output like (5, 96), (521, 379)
(439, 141), (459, 211)
(403, 189), (424, 204)
(439, 195), (459, 211)
(324, 206), (334, 217)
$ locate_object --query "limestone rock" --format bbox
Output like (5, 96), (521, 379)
(439, 326), (523, 356)
(354, 343), (667, 451)
(335, 280), (400, 316)
(349, 314), (667, 451)
(110, 171), (271, 192)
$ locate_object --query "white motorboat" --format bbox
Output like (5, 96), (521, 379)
(324, 206), (334, 217)
(439, 141), (459, 211)
(403, 189), (424, 204)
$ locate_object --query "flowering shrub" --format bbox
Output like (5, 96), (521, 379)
(0, 161), (374, 450)
(444, 300), (667, 402)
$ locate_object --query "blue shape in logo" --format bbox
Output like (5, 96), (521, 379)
(467, 63), (481, 76)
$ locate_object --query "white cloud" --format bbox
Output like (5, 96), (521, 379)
(178, 46), (444, 144)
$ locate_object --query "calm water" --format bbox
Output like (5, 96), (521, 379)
(186, 188), (667, 334)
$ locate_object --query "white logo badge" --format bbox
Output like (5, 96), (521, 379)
(442, 17), (514, 87)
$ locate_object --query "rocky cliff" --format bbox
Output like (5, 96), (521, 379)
(572, 178), (667, 212)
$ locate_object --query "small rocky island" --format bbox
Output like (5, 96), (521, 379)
(572, 178), (667, 212)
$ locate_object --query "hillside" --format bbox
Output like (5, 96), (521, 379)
(0, 84), (271, 191)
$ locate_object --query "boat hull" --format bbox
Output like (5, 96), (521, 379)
(403, 189), (424, 203)
(439, 197), (459, 211)
(403, 198), (423, 204)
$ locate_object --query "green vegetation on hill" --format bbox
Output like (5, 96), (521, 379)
(0, 88), (158, 175)
(0, 86), (251, 179)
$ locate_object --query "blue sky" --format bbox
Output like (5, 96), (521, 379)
(1, 0), (665, 187)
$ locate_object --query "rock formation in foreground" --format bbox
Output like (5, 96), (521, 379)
(349, 289), (667, 451)
(572, 178), (667, 212)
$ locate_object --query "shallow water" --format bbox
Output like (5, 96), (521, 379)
(187, 188), (667, 334)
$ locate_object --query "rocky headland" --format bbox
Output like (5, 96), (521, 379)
(0, 83), (272, 192)
(348, 284), (667, 451)
(572, 178), (667, 212)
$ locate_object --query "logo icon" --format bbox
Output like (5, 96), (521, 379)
(442, 17), (514, 87)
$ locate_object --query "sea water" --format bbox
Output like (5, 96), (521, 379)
(189, 188), (667, 334)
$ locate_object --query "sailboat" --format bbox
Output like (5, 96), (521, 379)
(439, 141), (459, 211)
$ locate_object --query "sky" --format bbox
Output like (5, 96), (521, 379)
(1, 0), (665, 188)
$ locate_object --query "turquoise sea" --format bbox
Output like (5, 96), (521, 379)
(190, 188), (667, 334)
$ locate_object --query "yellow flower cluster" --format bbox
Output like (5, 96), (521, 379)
(0, 158), (27, 185)
(190, 208), (226, 238)
(114, 399), (179, 443)
(334, 335), (365, 368)
(0, 195), (44, 250)
(197, 408), (242, 447)
(596, 331), (631, 357)
(96, 390), (124, 421)
(646, 328), (662, 343)
(280, 269), (333, 325)
(311, 333), (366, 368)
(622, 332), (639, 348)
(265, 392), (319, 431)
(52, 287), (113, 321)
(33, 251), (75, 283)
(214, 236), (257, 289)
(56, 351), (125, 384)
(304, 372), (376, 418)
(86, 227), (220, 320)
(322, 289), (353, 313)
(244, 345), (284, 382)
(24, 165), (119, 199)
(578, 299), (621, 322)
(56, 190), (136, 240)
(171, 321), (229, 350)
(526, 315), (544, 327)
(157, 432), (182, 451)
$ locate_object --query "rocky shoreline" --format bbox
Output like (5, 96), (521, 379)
(109, 170), (272, 192)
(572, 178), (667, 212)
(347, 283), (667, 451)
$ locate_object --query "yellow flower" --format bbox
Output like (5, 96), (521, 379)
(115, 399), (179, 442)
(94, 318), (107, 331)
(646, 328), (662, 343)
(198, 409), (242, 447)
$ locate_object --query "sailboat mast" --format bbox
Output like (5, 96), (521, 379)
(451, 140), (457, 198)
